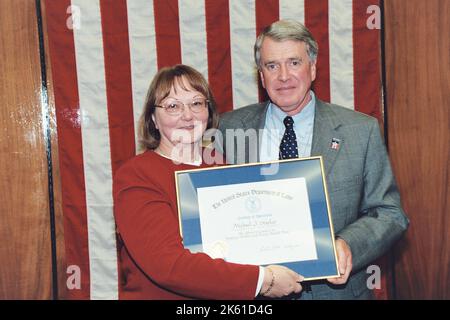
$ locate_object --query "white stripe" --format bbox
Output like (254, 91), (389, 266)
(178, 0), (208, 80)
(329, 0), (354, 109)
(279, 0), (305, 24)
(126, 0), (158, 152)
(71, 0), (118, 299)
(229, 0), (258, 109)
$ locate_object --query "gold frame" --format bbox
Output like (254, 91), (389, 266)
(175, 156), (340, 281)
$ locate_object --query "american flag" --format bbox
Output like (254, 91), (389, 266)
(45, 0), (383, 299)
(331, 138), (341, 150)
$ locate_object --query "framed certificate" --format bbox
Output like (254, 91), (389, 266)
(175, 157), (339, 281)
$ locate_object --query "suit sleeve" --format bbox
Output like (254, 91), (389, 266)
(336, 119), (409, 271)
(113, 163), (259, 299)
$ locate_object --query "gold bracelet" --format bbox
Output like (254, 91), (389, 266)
(262, 267), (275, 296)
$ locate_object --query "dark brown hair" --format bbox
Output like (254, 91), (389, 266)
(139, 64), (219, 150)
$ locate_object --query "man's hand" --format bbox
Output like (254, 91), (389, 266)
(327, 238), (352, 285)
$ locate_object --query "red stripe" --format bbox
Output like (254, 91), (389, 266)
(255, 0), (280, 103)
(153, 0), (182, 68)
(99, 2), (135, 299)
(205, 0), (233, 114)
(305, 0), (331, 102)
(255, 0), (279, 36)
(45, 0), (90, 299)
(353, 0), (382, 120)
(100, 0), (136, 176)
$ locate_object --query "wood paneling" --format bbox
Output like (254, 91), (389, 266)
(41, 1), (67, 299)
(384, 0), (450, 299)
(0, 0), (52, 299)
(40, 0), (68, 299)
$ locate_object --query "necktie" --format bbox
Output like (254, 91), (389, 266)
(279, 116), (299, 160)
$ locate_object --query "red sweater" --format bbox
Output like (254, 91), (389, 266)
(113, 150), (259, 299)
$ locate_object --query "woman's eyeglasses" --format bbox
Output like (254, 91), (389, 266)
(156, 98), (209, 115)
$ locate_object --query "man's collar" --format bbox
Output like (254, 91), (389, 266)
(269, 91), (316, 122)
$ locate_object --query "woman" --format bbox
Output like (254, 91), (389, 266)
(113, 64), (303, 299)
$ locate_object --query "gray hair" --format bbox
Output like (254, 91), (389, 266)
(254, 20), (319, 70)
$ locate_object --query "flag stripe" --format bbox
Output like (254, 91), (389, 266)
(353, 0), (382, 119)
(100, 0), (136, 174)
(45, 0), (91, 299)
(255, 0), (279, 103)
(72, 0), (117, 300)
(279, 0), (305, 23)
(205, 0), (234, 113)
(179, 0), (208, 80)
(255, 0), (279, 37)
(153, 0), (182, 68)
(126, 0), (158, 150)
(99, 0), (135, 299)
(329, 0), (354, 108)
(229, 0), (258, 109)
(305, 0), (331, 102)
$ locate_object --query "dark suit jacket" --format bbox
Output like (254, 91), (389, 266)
(218, 99), (409, 299)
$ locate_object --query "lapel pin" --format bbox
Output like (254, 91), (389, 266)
(331, 138), (341, 150)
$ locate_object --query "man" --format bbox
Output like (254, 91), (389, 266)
(217, 20), (409, 299)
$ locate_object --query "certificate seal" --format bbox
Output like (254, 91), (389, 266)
(208, 241), (229, 260)
(245, 196), (261, 213)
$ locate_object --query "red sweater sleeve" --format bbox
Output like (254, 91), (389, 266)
(113, 155), (259, 299)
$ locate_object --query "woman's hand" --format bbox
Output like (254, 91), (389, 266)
(259, 265), (304, 298)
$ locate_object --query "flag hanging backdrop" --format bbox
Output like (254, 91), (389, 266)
(45, 0), (383, 299)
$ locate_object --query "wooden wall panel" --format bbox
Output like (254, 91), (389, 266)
(40, 0), (68, 299)
(43, 4), (68, 301)
(0, 0), (52, 299)
(384, 0), (450, 299)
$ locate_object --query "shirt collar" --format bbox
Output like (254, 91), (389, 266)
(269, 91), (316, 125)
